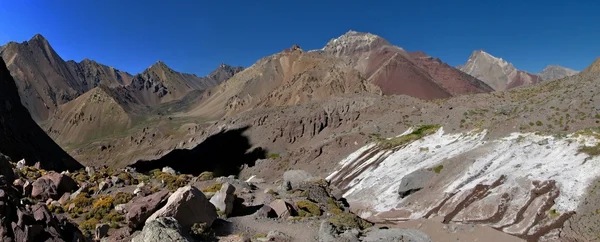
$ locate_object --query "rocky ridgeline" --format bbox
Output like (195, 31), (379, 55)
(0, 151), (434, 241)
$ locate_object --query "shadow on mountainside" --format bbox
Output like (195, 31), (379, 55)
(130, 126), (266, 176)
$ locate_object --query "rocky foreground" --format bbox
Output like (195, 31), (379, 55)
(0, 151), (435, 241)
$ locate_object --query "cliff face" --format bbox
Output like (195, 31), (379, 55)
(0, 56), (82, 171)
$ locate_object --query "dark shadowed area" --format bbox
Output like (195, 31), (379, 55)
(131, 126), (266, 176)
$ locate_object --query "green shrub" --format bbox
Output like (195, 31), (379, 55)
(70, 193), (93, 207)
(296, 200), (321, 217)
(79, 218), (100, 232)
(579, 144), (600, 157)
(268, 153), (280, 159)
(154, 171), (189, 191)
(536, 121), (543, 126)
(433, 165), (444, 174)
(113, 192), (133, 205)
(328, 212), (372, 230)
(327, 198), (343, 215)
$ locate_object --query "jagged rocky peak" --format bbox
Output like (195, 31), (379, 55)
(464, 50), (515, 72)
(323, 30), (391, 56)
(539, 65), (579, 81)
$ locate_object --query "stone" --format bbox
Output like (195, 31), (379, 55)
(58, 192), (70, 206)
(245, 176), (265, 184)
(318, 221), (338, 242)
(147, 186), (217, 230)
(70, 182), (90, 200)
(538, 139), (549, 146)
(269, 199), (295, 218)
(126, 190), (170, 230)
(16, 159), (25, 170)
(215, 176), (254, 191)
(31, 178), (58, 200)
(397, 170), (434, 198)
(99, 181), (109, 192)
(42, 172), (78, 195)
(162, 167), (177, 175)
(340, 229), (360, 242)
(252, 205), (277, 219)
(209, 182), (236, 216)
(31, 204), (52, 224)
(22, 180), (32, 197)
(283, 170), (316, 190)
(95, 223), (110, 240)
(131, 217), (193, 242)
(266, 230), (291, 241)
(85, 166), (95, 177)
(111, 176), (123, 186)
(115, 204), (127, 214)
(12, 178), (24, 188)
(298, 183), (330, 204)
(361, 228), (432, 242)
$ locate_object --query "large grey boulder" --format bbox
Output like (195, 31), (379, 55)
(147, 185), (217, 230)
(398, 170), (434, 198)
(283, 170), (315, 190)
(209, 182), (236, 216)
(269, 199), (295, 218)
(361, 228), (431, 242)
(319, 221), (360, 242)
(131, 217), (193, 242)
(31, 178), (58, 200)
(42, 172), (78, 195)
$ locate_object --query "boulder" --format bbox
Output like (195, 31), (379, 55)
(98, 181), (109, 192)
(397, 170), (434, 198)
(269, 200), (295, 218)
(298, 183), (331, 204)
(361, 228), (431, 242)
(126, 190), (170, 230)
(42, 172), (78, 195)
(283, 170), (316, 190)
(252, 205), (277, 219)
(162, 167), (177, 175)
(111, 176), (123, 187)
(209, 182), (236, 216)
(131, 217), (193, 242)
(95, 224), (109, 240)
(147, 186), (217, 230)
(31, 178), (58, 200)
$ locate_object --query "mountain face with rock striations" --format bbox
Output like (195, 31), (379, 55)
(460, 50), (542, 91)
(322, 31), (494, 98)
(66, 58), (134, 88)
(538, 65), (578, 81)
(0, 56), (82, 171)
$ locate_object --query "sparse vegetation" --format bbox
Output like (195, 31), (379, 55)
(432, 165), (444, 174)
(267, 153), (280, 159)
(377, 125), (440, 149)
(201, 183), (222, 193)
(197, 171), (214, 181)
(579, 144), (600, 157)
(328, 212), (372, 230)
(296, 200), (321, 217)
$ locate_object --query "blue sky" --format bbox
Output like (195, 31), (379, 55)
(1, 0), (599, 76)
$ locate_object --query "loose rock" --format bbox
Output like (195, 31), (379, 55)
(147, 185), (217, 230)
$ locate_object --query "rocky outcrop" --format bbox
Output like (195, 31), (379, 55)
(397, 169), (434, 198)
(460, 50), (541, 90)
(538, 65), (578, 81)
(147, 185), (217, 230)
(131, 217), (193, 242)
(361, 228), (431, 242)
(31, 178), (58, 200)
(283, 170), (316, 190)
(0, 166), (84, 242)
(269, 199), (295, 219)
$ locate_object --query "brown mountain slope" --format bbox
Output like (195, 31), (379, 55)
(0, 56), (82, 171)
(581, 57), (600, 75)
(185, 45), (381, 119)
(45, 86), (134, 145)
(322, 31), (493, 97)
(0, 34), (83, 121)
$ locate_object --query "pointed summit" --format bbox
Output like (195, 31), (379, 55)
(323, 30), (391, 56)
(29, 33), (48, 42)
(460, 50), (540, 90)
